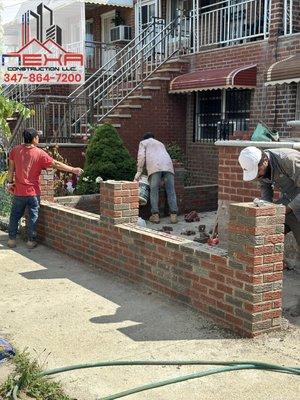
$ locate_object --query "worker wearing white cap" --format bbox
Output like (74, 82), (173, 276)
(238, 146), (300, 267)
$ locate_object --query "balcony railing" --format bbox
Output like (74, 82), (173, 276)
(283, 0), (294, 35)
(190, 0), (271, 52)
(66, 41), (122, 71)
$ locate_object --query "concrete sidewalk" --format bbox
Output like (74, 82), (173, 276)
(0, 230), (299, 400)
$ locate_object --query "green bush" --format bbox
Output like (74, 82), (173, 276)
(76, 124), (136, 194)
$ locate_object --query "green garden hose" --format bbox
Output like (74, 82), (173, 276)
(12, 360), (300, 400)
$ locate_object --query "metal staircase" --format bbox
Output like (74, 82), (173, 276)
(67, 13), (191, 136)
(2, 84), (39, 102)
(2, 13), (190, 143)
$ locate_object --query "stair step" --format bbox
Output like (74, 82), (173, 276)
(71, 133), (91, 137)
(165, 58), (190, 64)
(142, 86), (161, 90)
(119, 104), (142, 109)
(99, 123), (121, 128)
(148, 76), (171, 81)
(109, 114), (131, 119)
(128, 95), (152, 100)
(95, 113), (131, 119)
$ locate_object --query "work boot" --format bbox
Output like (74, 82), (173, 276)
(26, 240), (38, 249)
(170, 214), (178, 224)
(7, 239), (16, 248)
(149, 214), (160, 224)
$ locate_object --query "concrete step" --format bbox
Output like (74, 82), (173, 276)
(99, 123), (121, 128)
(147, 76), (171, 81)
(128, 95), (152, 100)
(118, 104), (142, 109)
(94, 112), (132, 119)
(165, 58), (190, 65)
(142, 86), (161, 90)
(108, 114), (131, 119)
(71, 133), (91, 137)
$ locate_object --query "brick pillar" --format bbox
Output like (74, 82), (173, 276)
(268, 0), (284, 43)
(228, 202), (285, 337)
(40, 169), (55, 201)
(100, 180), (139, 224)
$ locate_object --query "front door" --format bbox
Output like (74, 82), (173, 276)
(101, 11), (116, 68)
(135, 0), (158, 36)
(85, 19), (95, 69)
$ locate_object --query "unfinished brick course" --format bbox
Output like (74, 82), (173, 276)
(215, 141), (300, 247)
(38, 179), (285, 337)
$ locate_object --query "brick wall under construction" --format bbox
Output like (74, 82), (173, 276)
(38, 178), (285, 337)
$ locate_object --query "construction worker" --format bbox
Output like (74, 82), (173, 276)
(238, 146), (300, 266)
(6, 128), (83, 249)
(134, 133), (178, 224)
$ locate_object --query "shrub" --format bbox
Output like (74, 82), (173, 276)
(166, 141), (185, 163)
(76, 124), (136, 194)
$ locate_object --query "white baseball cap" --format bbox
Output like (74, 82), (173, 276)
(238, 147), (262, 181)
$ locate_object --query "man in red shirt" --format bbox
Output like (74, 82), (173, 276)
(7, 128), (83, 249)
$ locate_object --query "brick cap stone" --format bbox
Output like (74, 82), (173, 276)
(215, 140), (299, 149)
(231, 202), (284, 208)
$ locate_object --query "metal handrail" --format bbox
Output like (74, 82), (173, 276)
(2, 84), (39, 102)
(89, 21), (169, 99)
(5, 14), (190, 141)
(68, 27), (153, 99)
(67, 14), (189, 131)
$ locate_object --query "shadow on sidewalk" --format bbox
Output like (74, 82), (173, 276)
(0, 232), (235, 342)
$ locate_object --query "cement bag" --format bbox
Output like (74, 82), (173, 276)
(251, 123), (279, 142)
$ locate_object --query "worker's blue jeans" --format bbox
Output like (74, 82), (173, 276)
(149, 171), (178, 215)
(8, 195), (40, 241)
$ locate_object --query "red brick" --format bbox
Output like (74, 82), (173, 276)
(244, 302), (272, 312)
(262, 291), (282, 301)
(262, 309), (282, 320)
(263, 272), (283, 282)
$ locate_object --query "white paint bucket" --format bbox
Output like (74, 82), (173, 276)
(139, 175), (150, 206)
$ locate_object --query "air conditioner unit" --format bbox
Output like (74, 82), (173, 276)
(110, 25), (132, 43)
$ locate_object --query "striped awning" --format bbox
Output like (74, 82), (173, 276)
(84, 0), (132, 6)
(266, 54), (300, 85)
(170, 65), (257, 93)
(3, 0), (133, 26)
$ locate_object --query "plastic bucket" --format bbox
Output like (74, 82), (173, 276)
(139, 175), (150, 206)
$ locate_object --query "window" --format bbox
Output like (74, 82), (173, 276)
(194, 88), (251, 142)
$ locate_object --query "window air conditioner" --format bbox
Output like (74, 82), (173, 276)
(110, 25), (132, 43)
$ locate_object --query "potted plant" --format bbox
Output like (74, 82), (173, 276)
(112, 11), (125, 26)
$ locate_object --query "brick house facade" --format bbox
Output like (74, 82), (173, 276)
(55, 2), (300, 175)
(5, 0), (300, 211)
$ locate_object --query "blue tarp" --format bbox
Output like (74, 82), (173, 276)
(0, 338), (15, 363)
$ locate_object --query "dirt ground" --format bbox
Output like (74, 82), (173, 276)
(0, 230), (299, 400)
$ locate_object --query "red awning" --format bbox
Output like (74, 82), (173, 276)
(170, 65), (257, 93)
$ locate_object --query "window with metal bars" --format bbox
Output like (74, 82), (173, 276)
(194, 88), (252, 142)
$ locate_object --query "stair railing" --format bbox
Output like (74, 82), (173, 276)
(67, 12), (190, 135)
